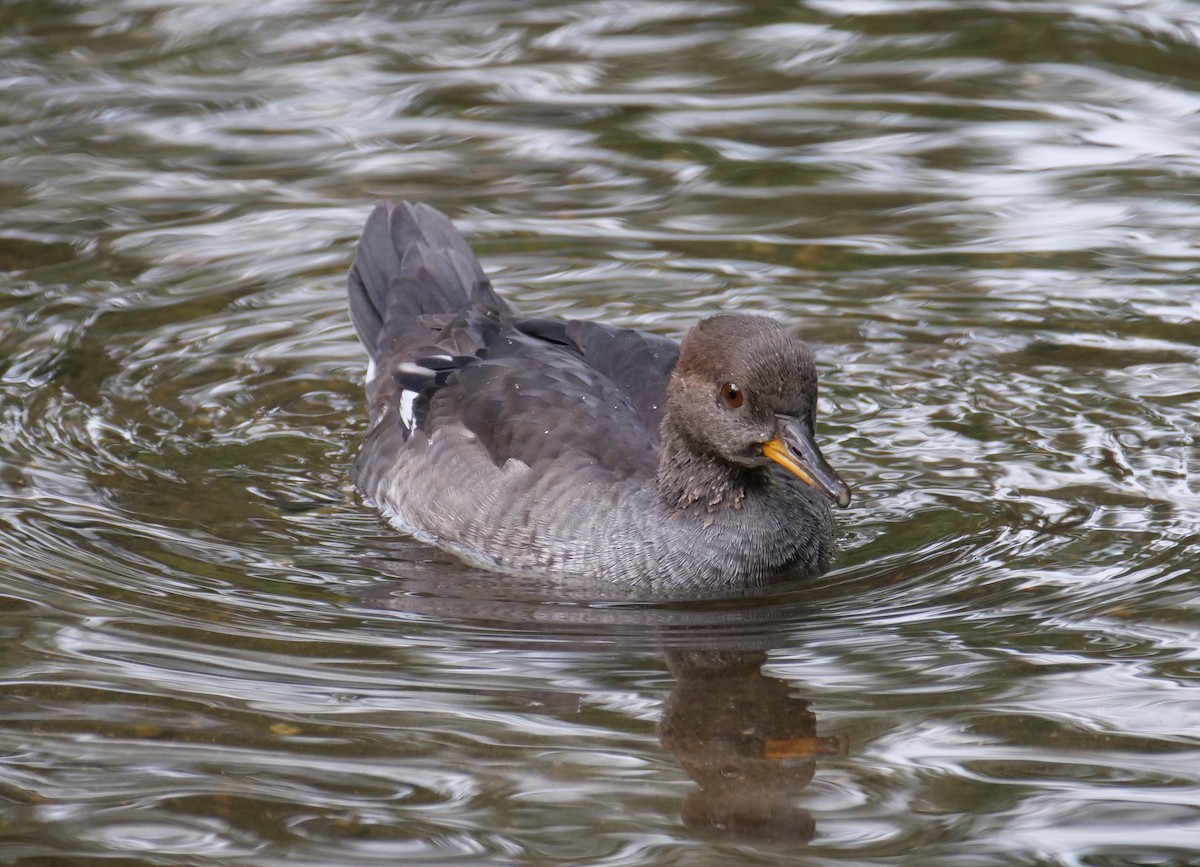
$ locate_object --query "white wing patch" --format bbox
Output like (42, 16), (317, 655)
(399, 390), (417, 431)
(396, 361), (433, 378)
(394, 356), (457, 433)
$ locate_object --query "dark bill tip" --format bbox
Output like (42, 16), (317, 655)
(762, 418), (852, 508)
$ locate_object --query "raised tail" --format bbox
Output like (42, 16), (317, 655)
(347, 201), (514, 361)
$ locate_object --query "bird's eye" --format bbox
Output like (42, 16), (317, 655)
(720, 382), (744, 409)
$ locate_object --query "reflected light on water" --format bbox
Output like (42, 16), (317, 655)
(2, 0), (1200, 863)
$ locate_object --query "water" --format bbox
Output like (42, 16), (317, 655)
(2, 0), (1199, 863)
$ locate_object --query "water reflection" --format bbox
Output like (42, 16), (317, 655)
(362, 565), (843, 844)
(4, 0), (1200, 862)
(664, 647), (842, 844)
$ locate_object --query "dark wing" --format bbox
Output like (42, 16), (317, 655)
(349, 199), (682, 487)
(359, 320), (682, 496)
(514, 317), (680, 433)
(422, 325), (673, 478)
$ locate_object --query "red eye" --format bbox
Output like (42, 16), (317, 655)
(721, 382), (744, 409)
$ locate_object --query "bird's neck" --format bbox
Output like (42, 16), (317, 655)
(656, 416), (762, 512)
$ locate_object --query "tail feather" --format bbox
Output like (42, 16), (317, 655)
(348, 201), (510, 361)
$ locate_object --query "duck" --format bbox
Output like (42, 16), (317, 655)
(348, 201), (851, 591)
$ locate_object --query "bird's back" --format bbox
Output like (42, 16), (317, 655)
(347, 201), (686, 579)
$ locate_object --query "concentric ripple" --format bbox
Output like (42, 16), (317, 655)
(2, 0), (1199, 864)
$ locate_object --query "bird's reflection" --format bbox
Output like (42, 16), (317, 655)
(662, 647), (843, 844)
(359, 550), (845, 844)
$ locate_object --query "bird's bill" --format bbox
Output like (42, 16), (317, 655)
(762, 418), (852, 508)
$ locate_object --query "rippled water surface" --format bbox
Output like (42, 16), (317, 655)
(3, 0), (1200, 863)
